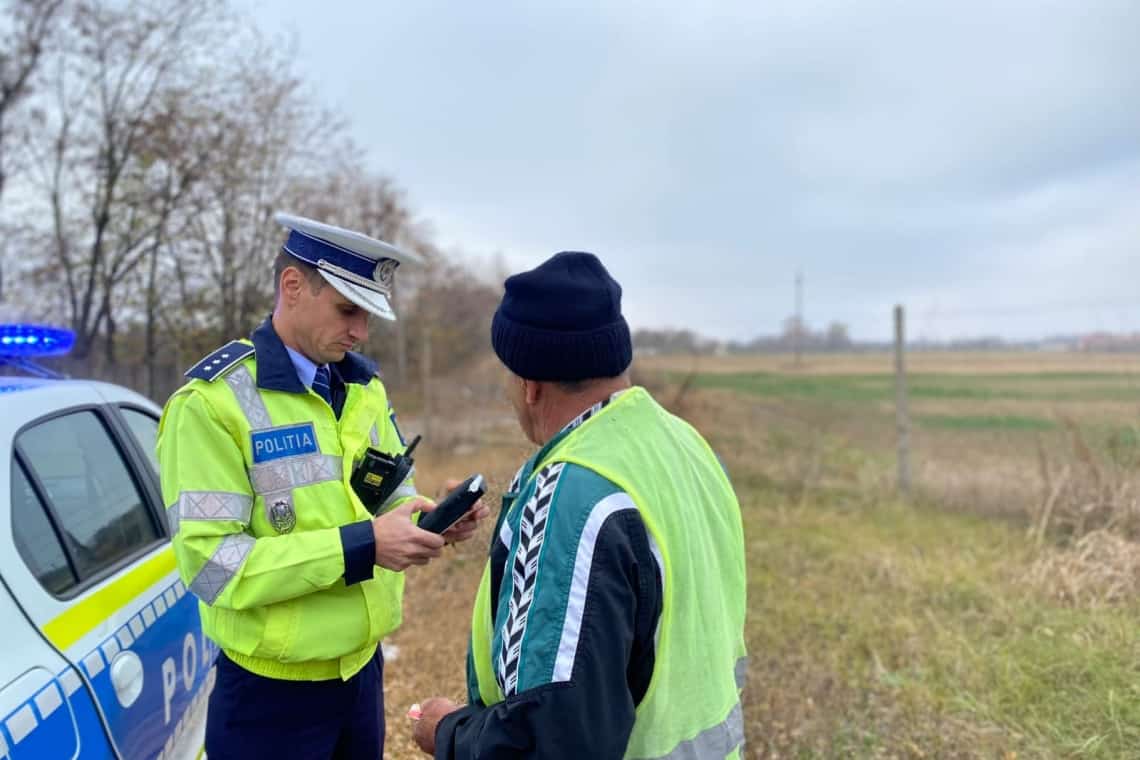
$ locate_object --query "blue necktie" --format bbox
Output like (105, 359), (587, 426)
(312, 365), (334, 408)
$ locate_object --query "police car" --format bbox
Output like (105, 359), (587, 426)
(0, 324), (211, 760)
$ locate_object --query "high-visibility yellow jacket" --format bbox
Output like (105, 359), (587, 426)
(468, 387), (748, 758)
(157, 319), (418, 681)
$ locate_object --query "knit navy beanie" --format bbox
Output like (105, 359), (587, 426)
(492, 251), (633, 382)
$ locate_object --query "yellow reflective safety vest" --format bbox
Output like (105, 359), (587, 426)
(157, 327), (417, 681)
(471, 387), (748, 758)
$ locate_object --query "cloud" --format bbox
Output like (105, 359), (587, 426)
(248, 0), (1140, 340)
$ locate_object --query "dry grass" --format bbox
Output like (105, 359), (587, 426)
(374, 365), (523, 757)
(680, 378), (1140, 758)
(1026, 423), (1140, 536)
(371, 354), (1140, 757)
(1026, 529), (1140, 606)
(381, 515), (499, 758)
(380, 417), (521, 758)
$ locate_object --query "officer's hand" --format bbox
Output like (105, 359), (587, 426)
(436, 478), (491, 545)
(372, 499), (445, 571)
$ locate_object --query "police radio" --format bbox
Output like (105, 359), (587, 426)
(351, 434), (420, 515)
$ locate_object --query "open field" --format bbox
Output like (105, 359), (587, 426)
(379, 352), (1140, 758)
(637, 352), (1140, 377)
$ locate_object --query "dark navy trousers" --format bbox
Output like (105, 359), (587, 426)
(205, 648), (385, 759)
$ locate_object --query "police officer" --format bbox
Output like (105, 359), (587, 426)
(413, 252), (748, 759)
(157, 213), (487, 759)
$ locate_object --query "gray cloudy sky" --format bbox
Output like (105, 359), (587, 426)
(245, 0), (1140, 342)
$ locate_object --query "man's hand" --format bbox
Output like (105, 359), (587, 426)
(372, 499), (445, 571)
(436, 478), (491, 545)
(412, 697), (460, 754)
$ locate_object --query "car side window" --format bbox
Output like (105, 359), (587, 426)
(11, 461), (76, 595)
(119, 407), (159, 473)
(16, 410), (161, 587)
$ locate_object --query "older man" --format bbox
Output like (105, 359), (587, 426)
(415, 251), (748, 759)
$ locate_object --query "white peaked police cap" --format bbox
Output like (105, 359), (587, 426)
(275, 212), (422, 321)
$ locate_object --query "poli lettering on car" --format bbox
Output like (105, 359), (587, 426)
(0, 324), (211, 759)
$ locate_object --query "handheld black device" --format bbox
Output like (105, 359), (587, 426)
(350, 434), (421, 515)
(417, 474), (485, 534)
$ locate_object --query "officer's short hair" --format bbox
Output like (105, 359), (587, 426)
(274, 251), (326, 299)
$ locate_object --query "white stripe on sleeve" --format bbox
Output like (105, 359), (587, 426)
(551, 491), (638, 683)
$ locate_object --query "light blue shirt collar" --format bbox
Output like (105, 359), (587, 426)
(284, 345), (324, 389)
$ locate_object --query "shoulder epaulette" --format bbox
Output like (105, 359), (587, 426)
(184, 340), (255, 382)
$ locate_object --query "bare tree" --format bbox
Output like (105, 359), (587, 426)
(2, 0), (494, 395)
(21, 0), (221, 362)
(132, 88), (223, 395)
(0, 0), (64, 203)
(825, 321), (852, 351)
(180, 35), (351, 342)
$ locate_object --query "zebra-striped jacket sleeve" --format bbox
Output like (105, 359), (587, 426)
(435, 464), (663, 759)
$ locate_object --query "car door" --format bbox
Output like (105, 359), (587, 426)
(3, 403), (214, 760)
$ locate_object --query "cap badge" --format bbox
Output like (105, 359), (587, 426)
(373, 258), (399, 292)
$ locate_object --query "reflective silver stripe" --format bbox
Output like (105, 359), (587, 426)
(249, 453), (342, 495)
(224, 365), (272, 430)
(165, 503), (179, 535)
(189, 533), (255, 606)
(177, 491), (253, 524)
(6, 703), (36, 744)
(369, 424), (380, 447)
(379, 472), (417, 512)
(633, 702), (745, 760)
(59, 669), (82, 697)
(35, 682), (63, 720)
(735, 656), (749, 690)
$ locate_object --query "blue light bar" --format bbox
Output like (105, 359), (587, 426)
(0, 324), (76, 357)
